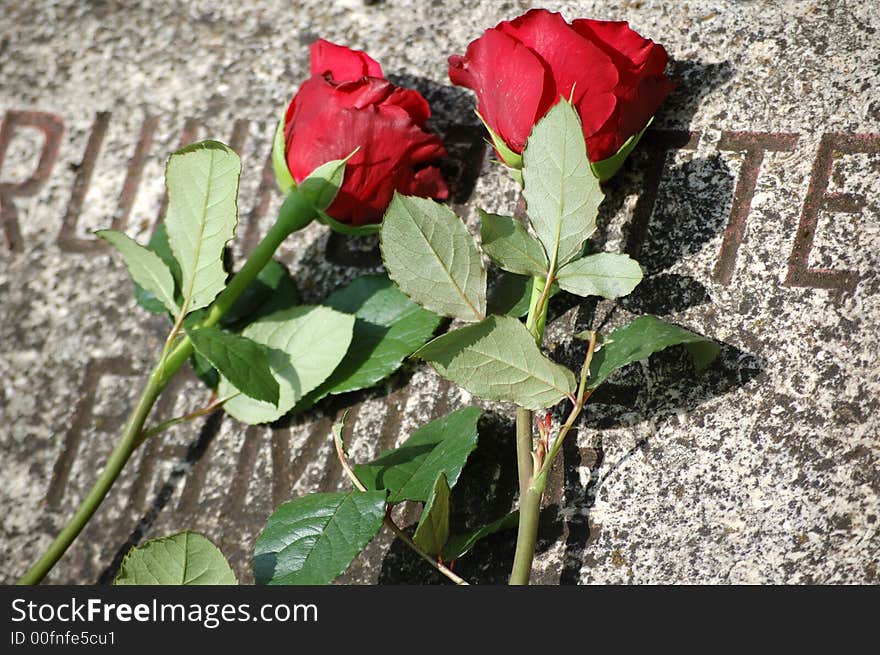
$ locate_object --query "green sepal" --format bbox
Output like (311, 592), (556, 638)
(476, 110), (524, 185)
(315, 210), (381, 236)
(272, 116), (295, 194)
(590, 116), (654, 182)
(476, 110), (522, 170)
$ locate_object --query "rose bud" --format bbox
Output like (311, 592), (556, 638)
(448, 9), (675, 181)
(277, 39), (449, 231)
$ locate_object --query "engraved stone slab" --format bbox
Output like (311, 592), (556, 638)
(0, 0), (877, 584)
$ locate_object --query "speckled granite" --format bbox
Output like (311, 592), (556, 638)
(0, 0), (877, 585)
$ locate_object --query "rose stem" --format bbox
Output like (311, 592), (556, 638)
(509, 274), (553, 585)
(509, 318), (599, 585)
(17, 191), (316, 585)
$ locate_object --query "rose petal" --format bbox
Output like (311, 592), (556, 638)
(449, 10), (673, 167)
(404, 166), (449, 201)
(449, 28), (551, 153)
(310, 39), (384, 80)
(570, 19), (674, 157)
(385, 87), (432, 127)
(626, 74), (675, 136)
(576, 92), (620, 162)
(571, 20), (667, 75)
(498, 9), (618, 103)
(332, 77), (395, 108)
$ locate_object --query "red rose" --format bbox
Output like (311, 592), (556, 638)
(448, 9), (674, 172)
(284, 40), (448, 226)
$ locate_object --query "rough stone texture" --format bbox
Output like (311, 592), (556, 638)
(1, 0), (878, 584)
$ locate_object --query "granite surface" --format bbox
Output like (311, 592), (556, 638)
(0, 0), (877, 584)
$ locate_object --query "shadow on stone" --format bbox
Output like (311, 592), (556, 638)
(634, 154), (735, 277)
(664, 59), (735, 128)
(621, 272), (712, 316)
(555, 339), (763, 584)
(588, 59), (736, 317)
(388, 73), (487, 205)
(589, 152), (736, 317)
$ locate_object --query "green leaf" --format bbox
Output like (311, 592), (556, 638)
(442, 511), (519, 562)
(412, 472), (450, 557)
(488, 272), (532, 317)
(165, 140), (241, 314)
(479, 210), (548, 277)
(222, 259), (299, 327)
(97, 229), (180, 316)
(590, 116), (653, 182)
(187, 326), (279, 405)
(133, 223), (182, 315)
(253, 490), (386, 585)
(556, 253), (643, 299)
(380, 193), (487, 321)
(487, 272), (560, 318)
(114, 531), (237, 585)
(522, 100), (604, 267)
(588, 315), (720, 389)
(354, 406), (481, 503)
(310, 274), (442, 399)
(414, 315), (576, 410)
(190, 350), (219, 390)
(189, 261), (298, 392)
(219, 305), (355, 424)
(272, 117), (295, 194)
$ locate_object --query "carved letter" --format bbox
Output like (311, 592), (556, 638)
(785, 133), (879, 292)
(714, 131), (799, 285)
(0, 111), (64, 251)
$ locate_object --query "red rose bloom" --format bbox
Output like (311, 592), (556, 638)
(285, 40), (448, 226)
(448, 9), (674, 164)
